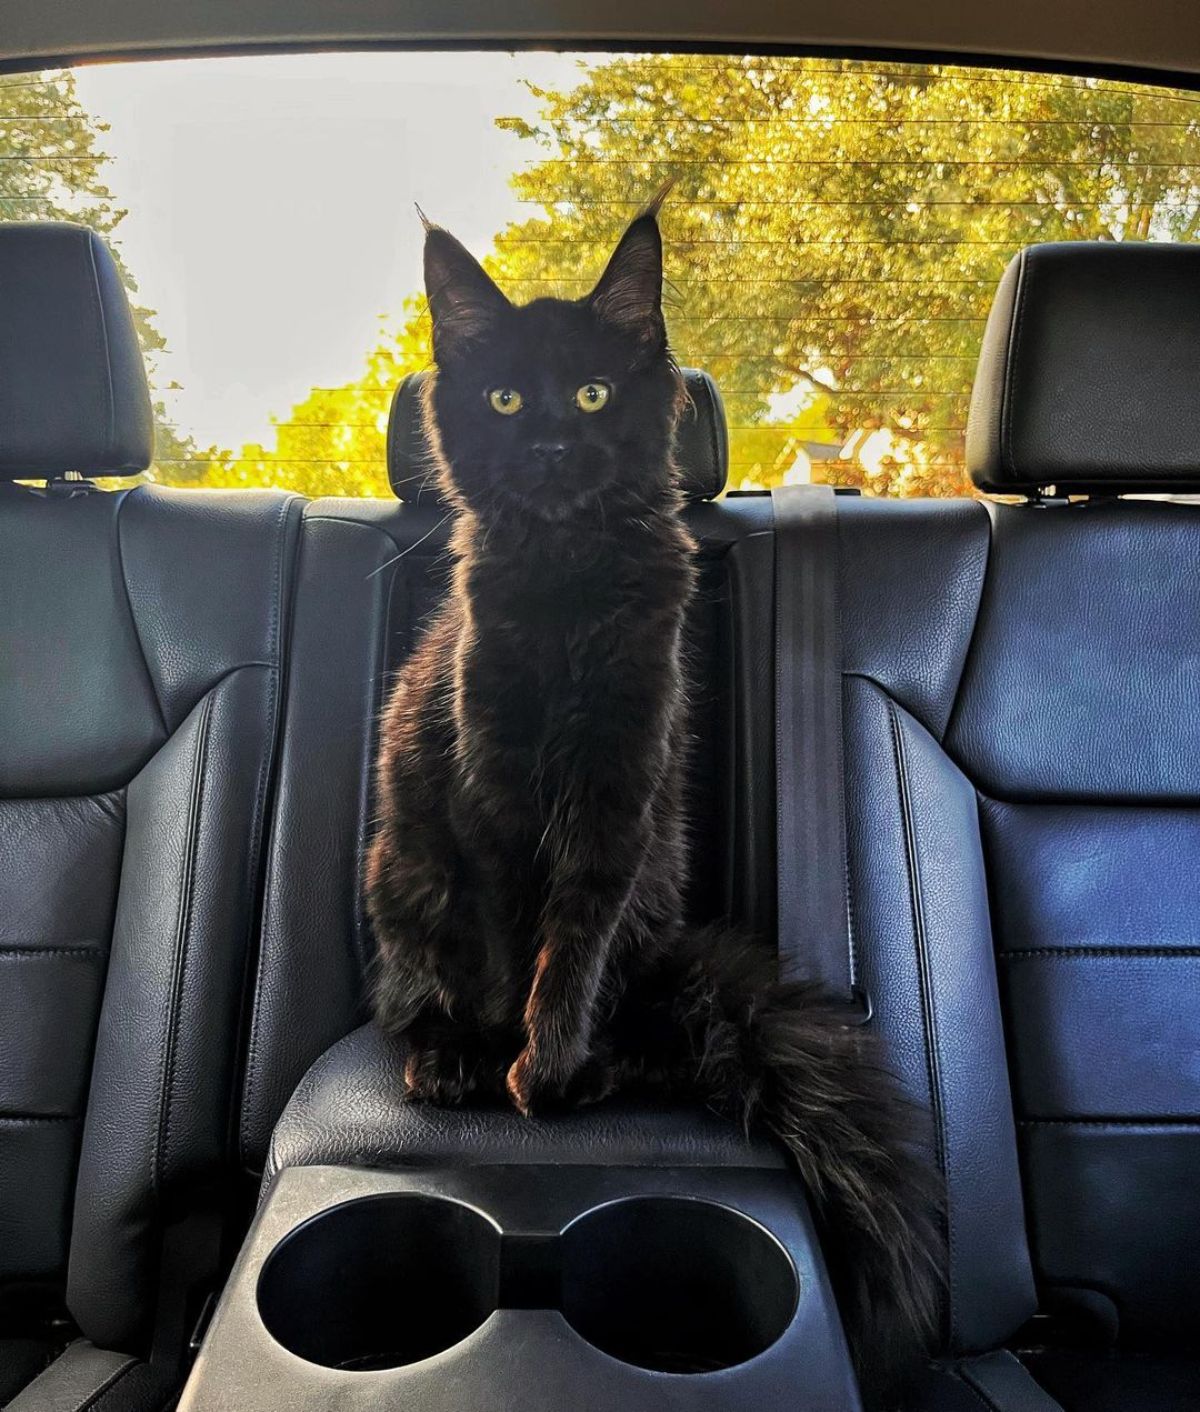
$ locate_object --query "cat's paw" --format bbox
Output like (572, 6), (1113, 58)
(403, 1043), (465, 1104)
(403, 1032), (504, 1105)
(506, 1043), (611, 1115)
(504, 1047), (537, 1116)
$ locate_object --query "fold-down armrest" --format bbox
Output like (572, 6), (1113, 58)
(263, 1021), (785, 1192)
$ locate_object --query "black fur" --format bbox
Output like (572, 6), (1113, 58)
(637, 930), (944, 1410)
(366, 197), (944, 1408)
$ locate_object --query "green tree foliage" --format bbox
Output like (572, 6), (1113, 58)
(238, 57), (1198, 500)
(0, 70), (201, 476)
(489, 57), (1200, 495)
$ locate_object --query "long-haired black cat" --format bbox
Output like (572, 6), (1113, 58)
(366, 192), (943, 1408)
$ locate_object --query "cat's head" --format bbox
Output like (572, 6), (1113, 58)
(421, 195), (684, 523)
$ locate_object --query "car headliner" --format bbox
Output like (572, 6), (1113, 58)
(1, 0), (1197, 85)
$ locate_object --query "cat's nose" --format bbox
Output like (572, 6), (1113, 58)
(531, 442), (568, 466)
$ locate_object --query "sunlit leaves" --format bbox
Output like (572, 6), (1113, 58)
(14, 58), (1194, 500)
(487, 57), (1200, 497)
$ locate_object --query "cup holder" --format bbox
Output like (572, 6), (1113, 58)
(560, 1196), (798, 1374)
(257, 1190), (798, 1380)
(257, 1194), (501, 1371)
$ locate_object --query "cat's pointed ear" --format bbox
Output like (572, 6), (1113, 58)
(588, 186), (669, 355)
(423, 223), (509, 364)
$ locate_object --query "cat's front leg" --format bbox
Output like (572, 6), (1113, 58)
(505, 795), (653, 1115)
(369, 822), (518, 1102)
(367, 823), (457, 1034)
(503, 618), (686, 1115)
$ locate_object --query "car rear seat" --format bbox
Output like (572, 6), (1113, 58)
(232, 239), (1200, 1412)
(804, 242), (1200, 1410)
(238, 367), (783, 1180)
(0, 222), (302, 1407)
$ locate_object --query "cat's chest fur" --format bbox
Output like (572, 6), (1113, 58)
(455, 523), (685, 755)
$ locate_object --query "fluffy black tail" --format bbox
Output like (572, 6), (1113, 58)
(658, 929), (944, 1410)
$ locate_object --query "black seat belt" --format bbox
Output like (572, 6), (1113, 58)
(770, 483), (860, 1007)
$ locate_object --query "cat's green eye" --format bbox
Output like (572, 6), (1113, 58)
(576, 382), (611, 413)
(488, 388), (523, 415)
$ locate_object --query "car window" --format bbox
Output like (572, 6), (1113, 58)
(3, 53), (1197, 497)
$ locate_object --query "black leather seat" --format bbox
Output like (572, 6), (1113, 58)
(0, 222), (302, 1406)
(816, 242), (1200, 1410)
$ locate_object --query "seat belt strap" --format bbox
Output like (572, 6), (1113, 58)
(770, 483), (856, 999)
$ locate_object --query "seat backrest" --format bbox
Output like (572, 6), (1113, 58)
(821, 242), (1200, 1354)
(0, 222), (301, 1352)
(237, 366), (776, 1172)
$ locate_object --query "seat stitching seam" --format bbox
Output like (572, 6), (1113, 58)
(888, 699), (957, 1342)
(237, 496), (298, 1158)
(152, 688), (216, 1199)
(1003, 947), (1200, 960)
(938, 502), (994, 748)
(842, 700), (860, 994)
(832, 521), (857, 988)
(0, 1113), (77, 1125)
(0, 944), (103, 958)
(1020, 1116), (1200, 1128)
(114, 490), (169, 735)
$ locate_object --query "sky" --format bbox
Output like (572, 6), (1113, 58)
(73, 52), (596, 451)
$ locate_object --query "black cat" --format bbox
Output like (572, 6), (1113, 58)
(366, 193), (943, 1407)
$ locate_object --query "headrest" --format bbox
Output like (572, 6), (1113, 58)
(0, 222), (153, 481)
(967, 242), (1200, 494)
(388, 367), (728, 504)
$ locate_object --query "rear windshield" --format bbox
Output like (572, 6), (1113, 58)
(3, 54), (1197, 497)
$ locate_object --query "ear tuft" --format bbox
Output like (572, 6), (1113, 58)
(423, 224), (509, 364)
(639, 176), (676, 222)
(587, 199), (667, 355)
